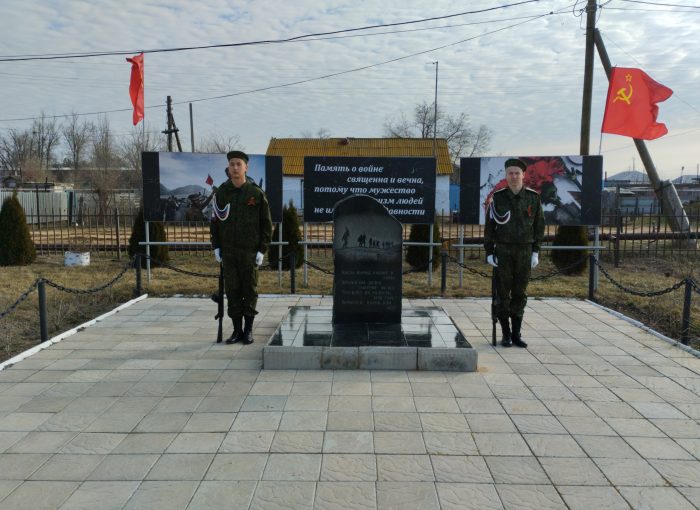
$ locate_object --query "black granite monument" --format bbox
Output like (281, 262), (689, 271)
(332, 195), (402, 324)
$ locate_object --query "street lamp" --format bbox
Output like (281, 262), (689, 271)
(431, 61), (438, 157)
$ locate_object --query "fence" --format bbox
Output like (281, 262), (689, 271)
(16, 204), (700, 261)
(2, 252), (698, 348)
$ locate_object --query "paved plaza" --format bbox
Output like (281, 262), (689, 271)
(0, 295), (699, 509)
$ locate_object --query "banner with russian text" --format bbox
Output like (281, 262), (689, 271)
(303, 156), (436, 223)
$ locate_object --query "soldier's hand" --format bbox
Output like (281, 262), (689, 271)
(486, 254), (498, 268)
(531, 252), (539, 268)
(214, 248), (222, 263)
(255, 251), (264, 266)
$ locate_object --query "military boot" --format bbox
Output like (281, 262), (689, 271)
(511, 316), (527, 348)
(499, 316), (512, 347)
(225, 317), (243, 344)
(240, 316), (255, 345)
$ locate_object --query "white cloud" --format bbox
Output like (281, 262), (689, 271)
(1, 0), (699, 179)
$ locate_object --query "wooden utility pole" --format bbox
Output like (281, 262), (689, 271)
(162, 96), (183, 152)
(579, 0), (597, 156)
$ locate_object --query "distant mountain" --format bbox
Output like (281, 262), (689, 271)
(160, 184), (207, 197)
(606, 171), (649, 183)
(171, 184), (207, 196)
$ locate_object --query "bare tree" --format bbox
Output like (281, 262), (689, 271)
(62, 112), (92, 174)
(120, 124), (163, 188)
(196, 133), (242, 154)
(383, 101), (492, 166)
(0, 128), (46, 182)
(300, 128), (332, 139)
(86, 116), (121, 214)
(31, 113), (61, 171)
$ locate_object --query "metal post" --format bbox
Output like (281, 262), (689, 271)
(277, 224), (283, 287)
(458, 224), (464, 287)
(588, 254), (596, 302)
(428, 224), (433, 286)
(145, 220), (151, 281)
(115, 208), (121, 260)
(134, 254), (143, 296)
(440, 250), (447, 295)
(593, 226), (599, 291)
(38, 280), (48, 343)
(303, 222), (308, 287)
(432, 61), (438, 158)
(189, 103), (195, 152)
(290, 252), (296, 294)
(681, 279), (692, 345)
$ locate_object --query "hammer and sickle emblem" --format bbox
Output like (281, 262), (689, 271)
(613, 73), (634, 105)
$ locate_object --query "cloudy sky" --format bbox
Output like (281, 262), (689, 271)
(1, 0), (698, 180)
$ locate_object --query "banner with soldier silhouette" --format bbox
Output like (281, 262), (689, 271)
(141, 152), (282, 223)
(459, 155), (603, 226)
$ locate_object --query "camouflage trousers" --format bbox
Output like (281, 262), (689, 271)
(494, 244), (532, 320)
(223, 249), (259, 319)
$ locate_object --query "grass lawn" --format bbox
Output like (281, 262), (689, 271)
(1, 252), (698, 363)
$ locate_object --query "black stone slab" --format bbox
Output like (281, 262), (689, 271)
(268, 306), (471, 349)
(332, 195), (402, 324)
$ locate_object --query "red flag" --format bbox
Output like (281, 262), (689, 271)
(126, 53), (144, 125)
(601, 67), (672, 140)
(206, 174), (214, 186)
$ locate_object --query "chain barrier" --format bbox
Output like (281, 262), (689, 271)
(43, 258), (134, 295)
(447, 256), (491, 278)
(595, 259), (688, 297)
(689, 278), (700, 296)
(529, 257), (588, 281)
(301, 259), (334, 275)
(447, 255), (588, 281)
(142, 254), (218, 278)
(0, 279), (41, 320)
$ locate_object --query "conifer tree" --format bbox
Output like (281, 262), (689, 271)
(551, 225), (588, 274)
(269, 201), (303, 270)
(128, 207), (169, 267)
(405, 218), (441, 271)
(0, 193), (37, 266)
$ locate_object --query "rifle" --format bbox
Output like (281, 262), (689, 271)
(214, 262), (224, 343)
(491, 267), (498, 347)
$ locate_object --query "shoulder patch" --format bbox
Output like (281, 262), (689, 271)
(524, 187), (540, 195)
(493, 187), (508, 194)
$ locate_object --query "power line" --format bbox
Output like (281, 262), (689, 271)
(0, 10), (558, 123)
(618, 0), (700, 8)
(0, 1), (541, 62)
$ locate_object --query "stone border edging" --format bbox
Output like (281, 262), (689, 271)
(0, 294), (149, 372)
(585, 299), (700, 360)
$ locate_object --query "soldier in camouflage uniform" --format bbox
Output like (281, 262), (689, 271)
(211, 151), (272, 345)
(484, 158), (545, 348)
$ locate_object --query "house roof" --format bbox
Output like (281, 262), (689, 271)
(265, 137), (453, 176)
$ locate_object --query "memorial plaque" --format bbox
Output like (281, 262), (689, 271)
(332, 195), (402, 324)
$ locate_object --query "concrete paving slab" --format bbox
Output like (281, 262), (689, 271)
(0, 296), (698, 509)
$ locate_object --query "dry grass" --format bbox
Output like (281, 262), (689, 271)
(1, 251), (698, 364)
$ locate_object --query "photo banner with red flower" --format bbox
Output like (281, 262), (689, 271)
(458, 156), (603, 226)
(126, 53), (144, 125)
(601, 67), (673, 140)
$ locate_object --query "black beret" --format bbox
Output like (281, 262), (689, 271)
(226, 150), (249, 163)
(504, 158), (527, 171)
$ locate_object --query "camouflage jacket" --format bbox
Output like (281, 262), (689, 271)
(484, 187), (545, 256)
(210, 180), (272, 254)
